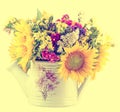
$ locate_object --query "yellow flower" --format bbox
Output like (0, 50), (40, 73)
(9, 20), (34, 72)
(59, 43), (97, 83)
(33, 32), (41, 40)
(34, 31), (53, 50)
(91, 35), (112, 78)
(56, 22), (67, 33)
(92, 44), (110, 78)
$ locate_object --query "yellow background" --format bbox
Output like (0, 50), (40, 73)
(0, 0), (120, 112)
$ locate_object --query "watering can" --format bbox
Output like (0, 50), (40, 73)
(8, 61), (87, 107)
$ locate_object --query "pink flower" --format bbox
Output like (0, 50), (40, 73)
(61, 14), (69, 21)
(41, 47), (49, 60)
(74, 22), (82, 29)
(49, 52), (60, 62)
(41, 48), (60, 62)
(64, 20), (72, 26)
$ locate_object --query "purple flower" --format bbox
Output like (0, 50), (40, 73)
(51, 33), (60, 46)
(46, 71), (54, 79)
(48, 23), (56, 31)
(46, 71), (57, 82)
(47, 84), (54, 91)
(80, 28), (86, 35)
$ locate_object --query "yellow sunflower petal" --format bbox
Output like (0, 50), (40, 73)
(94, 44), (109, 73)
(59, 44), (97, 83)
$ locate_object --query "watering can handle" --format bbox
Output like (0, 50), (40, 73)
(77, 78), (87, 96)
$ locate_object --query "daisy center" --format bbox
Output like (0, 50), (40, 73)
(65, 51), (84, 71)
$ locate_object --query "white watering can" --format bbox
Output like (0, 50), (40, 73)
(8, 61), (87, 107)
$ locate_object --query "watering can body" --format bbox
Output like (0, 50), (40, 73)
(8, 61), (86, 107)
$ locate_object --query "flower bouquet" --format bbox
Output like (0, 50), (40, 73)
(5, 9), (112, 106)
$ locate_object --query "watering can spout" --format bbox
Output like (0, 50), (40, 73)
(7, 62), (28, 97)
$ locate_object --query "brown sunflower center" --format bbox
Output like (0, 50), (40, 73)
(65, 51), (84, 71)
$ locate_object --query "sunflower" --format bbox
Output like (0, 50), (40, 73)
(92, 44), (110, 78)
(91, 35), (112, 78)
(59, 43), (98, 83)
(9, 20), (34, 72)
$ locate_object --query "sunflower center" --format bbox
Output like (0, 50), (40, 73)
(65, 51), (84, 71)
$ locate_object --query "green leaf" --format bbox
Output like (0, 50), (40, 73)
(16, 57), (22, 63)
(49, 16), (53, 23)
(26, 61), (31, 72)
(36, 9), (42, 20)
